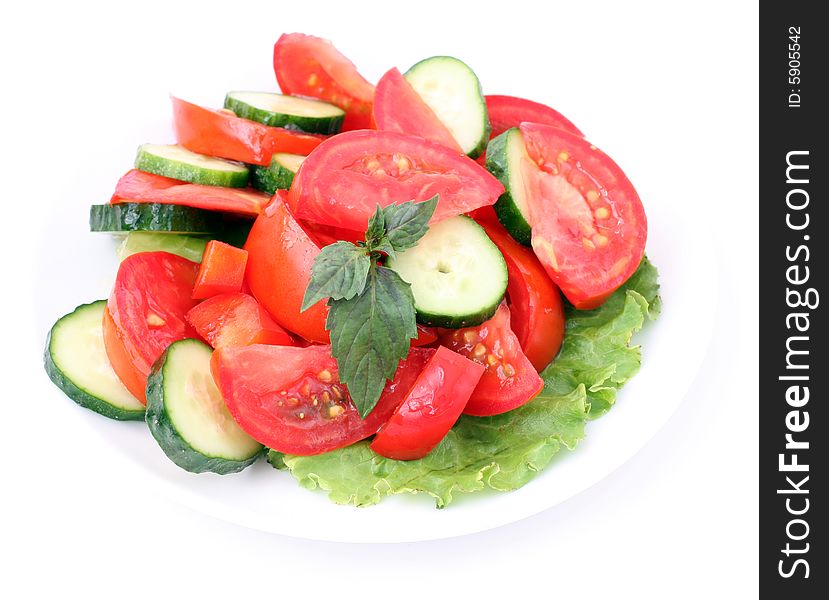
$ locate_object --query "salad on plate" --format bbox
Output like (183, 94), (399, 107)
(44, 33), (659, 507)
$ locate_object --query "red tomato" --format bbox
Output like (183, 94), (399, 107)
(298, 219), (363, 247)
(244, 191), (329, 343)
(477, 213), (565, 371)
(101, 309), (143, 400)
(171, 97), (325, 166)
(466, 205), (500, 225)
(369, 346), (484, 460)
(518, 123), (647, 309)
(273, 33), (374, 131)
(372, 68), (462, 153)
(412, 324), (438, 347)
(103, 252), (201, 402)
(192, 241), (248, 300)
(111, 170), (269, 217)
(212, 344), (434, 455)
(186, 293), (294, 349)
(439, 303), (543, 416)
(486, 95), (583, 139)
(288, 130), (504, 232)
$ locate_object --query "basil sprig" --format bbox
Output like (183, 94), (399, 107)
(301, 196), (438, 417)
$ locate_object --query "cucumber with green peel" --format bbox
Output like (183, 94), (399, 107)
(117, 232), (208, 263)
(44, 300), (145, 421)
(249, 153), (306, 194)
(224, 91), (345, 134)
(387, 215), (507, 328)
(135, 144), (249, 188)
(214, 217), (255, 249)
(486, 127), (533, 246)
(404, 56), (490, 158)
(270, 152), (306, 173)
(90, 203), (225, 235)
(145, 339), (264, 474)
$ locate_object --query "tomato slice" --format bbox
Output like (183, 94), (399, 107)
(466, 205), (501, 225)
(288, 129), (504, 232)
(103, 252), (201, 402)
(171, 97), (325, 166)
(372, 68), (462, 153)
(186, 293), (294, 349)
(273, 33), (374, 131)
(244, 191), (329, 343)
(477, 212), (565, 371)
(212, 344), (434, 455)
(298, 219), (363, 247)
(439, 303), (543, 416)
(110, 169), (269, 217)
(369, 346), (484, 460)
(486, 95), (583, 139)
(192, 241), (248, 300)
(518, 123), (647, 309)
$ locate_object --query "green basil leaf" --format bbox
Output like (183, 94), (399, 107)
(301, 241), (370, 311)
(382, 195), (438, 252)
(327, 265), (417, 417)
(371, 235), (396, 260)
(364, 205), (386, 248)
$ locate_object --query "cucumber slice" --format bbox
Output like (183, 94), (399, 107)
(387, 215), (507, 328)
(404, 56), (490, 158)
(225, 91), (345, 134)
(117, 232), (208, 263)
(486, 127), (533, 246)
(145, 339), (264, 474)
(90, 203), (224, 235)
(215, 217), (254, 249)
(44, 300), (145, 420)
(249, 153), (306, 195)
(135, 144), (249, 188)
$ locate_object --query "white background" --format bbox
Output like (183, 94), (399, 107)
(1, 1), (758, 597)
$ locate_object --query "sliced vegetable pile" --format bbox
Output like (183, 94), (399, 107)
(44, 33), (659, 507)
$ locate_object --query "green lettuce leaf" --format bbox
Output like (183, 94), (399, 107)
(273, 257), (660, 507)
(275, 385), (586, 508)
(541, 256), (660, 418)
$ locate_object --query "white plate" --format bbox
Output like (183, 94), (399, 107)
(32, 62), (715, 546)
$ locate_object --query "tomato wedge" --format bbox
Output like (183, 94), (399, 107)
(298, 219), (363, 247)
(186, 293), (294, 349)
(288, 129), (503, 232)
(244, 191), (328, 343)
(372, 68), (462, 153)
(370, 346), (484, 460)
(439, 303), (543, 416)
(273, 33), (375, 131)
(477, 211), (565, 371)
(111, 169), (269, 217)
(103, 252), (201, 402)
(486, 95), (583, 139)
(192, 241), (248, 300)
(212, 344), (434, 455)
(519, 122), (647, 309)
(172, 96), (325, 166)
